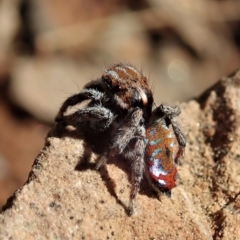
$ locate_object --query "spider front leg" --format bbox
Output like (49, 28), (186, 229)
(126, 136), (146, 215)
(158, 103), (186, 163)
(55, 88), (105, 122)
(58, 105), (115, 131)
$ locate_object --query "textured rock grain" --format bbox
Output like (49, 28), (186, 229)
(1, 70), (240, 240)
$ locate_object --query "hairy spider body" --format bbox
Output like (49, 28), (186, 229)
(55, 63), (186, 215)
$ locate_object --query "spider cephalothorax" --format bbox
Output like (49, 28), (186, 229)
(101, 63), (153, 119)
(56, 63), (153, 122)
(55, 63), (186, 215)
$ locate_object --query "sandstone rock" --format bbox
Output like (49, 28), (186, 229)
(1, 70), (240, 239)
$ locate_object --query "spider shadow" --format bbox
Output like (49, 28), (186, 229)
(75, 154), (159, 215)
(49, 121), (159, 215)
(75, 157), (129, 214)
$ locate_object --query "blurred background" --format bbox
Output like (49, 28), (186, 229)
(1, 0), (240, 208)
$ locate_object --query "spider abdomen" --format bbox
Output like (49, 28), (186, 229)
(146, 119), (177, 191)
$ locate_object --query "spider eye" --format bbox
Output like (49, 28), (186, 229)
(132, 90), (143, 108)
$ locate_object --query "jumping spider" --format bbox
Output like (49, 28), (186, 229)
(55, 63), (186, 215)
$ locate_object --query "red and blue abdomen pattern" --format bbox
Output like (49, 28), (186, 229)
(145, 119), (177, 191)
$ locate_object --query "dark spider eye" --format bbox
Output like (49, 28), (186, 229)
(145, 92), (153, 117)
(132, 90), (143, 108)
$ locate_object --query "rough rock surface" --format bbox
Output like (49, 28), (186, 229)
(1, 70), (240, 240)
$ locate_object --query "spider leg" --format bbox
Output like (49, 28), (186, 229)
(55, 89), (105, 121)
(60, 105), (115, 131)
(127, 137), (146, 215)
(157, 104), (186, 163)
(109, 108), (144, 156)
(96, 108), (144, 169)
